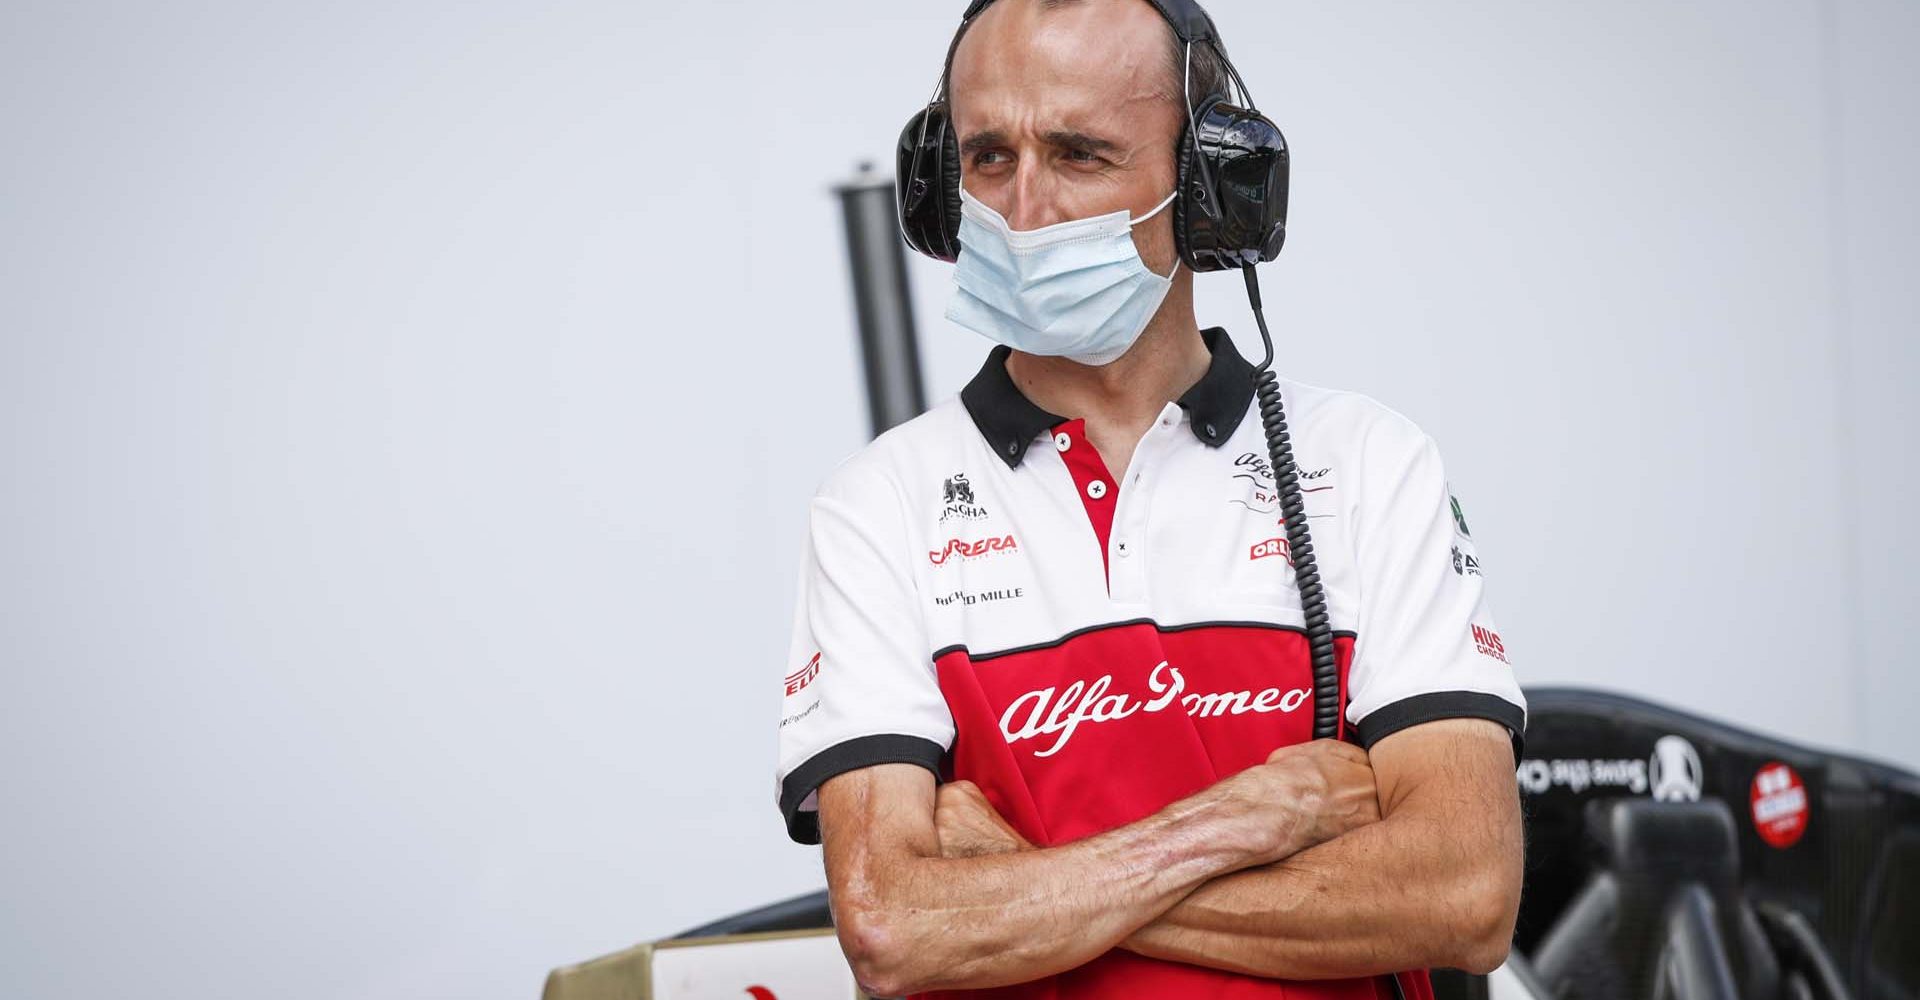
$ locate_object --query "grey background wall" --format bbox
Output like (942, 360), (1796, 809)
(2, 1), (1914, 997)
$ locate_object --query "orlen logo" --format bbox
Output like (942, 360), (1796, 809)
(928, 534), (1018, 566)
(783, 652), (821, 696)
(1471, 624), (1509, 663)
(1250, 537), (1293, 565)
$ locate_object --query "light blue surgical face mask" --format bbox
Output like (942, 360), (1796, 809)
(945, 186), (1181, 367)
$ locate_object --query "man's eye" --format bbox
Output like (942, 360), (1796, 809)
(1065, 149), (1101, 164)
(975, 150), (1009, 166)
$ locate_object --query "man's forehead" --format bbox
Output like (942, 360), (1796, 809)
(948, 0), (1178, 132)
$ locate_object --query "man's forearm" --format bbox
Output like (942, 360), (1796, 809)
(1119, 807), (1507, 977)
(1118, 730), (1524, 979)
(827, 779), (1268, 995)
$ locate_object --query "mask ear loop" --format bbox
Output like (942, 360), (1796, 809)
(1126, 188), (1184, 281)
(1130, 189), (1181, 227)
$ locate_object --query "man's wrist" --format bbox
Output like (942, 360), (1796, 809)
(1152, 779), (1282, 874)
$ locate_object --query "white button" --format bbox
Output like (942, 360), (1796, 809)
(1160, 415), (1175, 429)
(1054, 432), (1072, 452)
(1116, 539), (1132, 557)
(1086, 479), (1108, 500)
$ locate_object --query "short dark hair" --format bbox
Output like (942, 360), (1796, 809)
(941, 0), (1234, 115)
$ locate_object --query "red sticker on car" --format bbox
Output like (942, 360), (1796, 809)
(1749, 761), (1808, 849)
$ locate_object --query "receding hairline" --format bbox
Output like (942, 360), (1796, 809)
(940, 0), (1231, 114)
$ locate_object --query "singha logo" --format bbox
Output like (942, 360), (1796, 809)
(940, 473), (988, 523)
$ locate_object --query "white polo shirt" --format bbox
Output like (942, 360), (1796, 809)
(773, 328), (1525, 998)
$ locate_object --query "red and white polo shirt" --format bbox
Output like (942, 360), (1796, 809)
(775, 328), (1525, 1000)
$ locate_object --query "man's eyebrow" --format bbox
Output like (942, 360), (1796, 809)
(959, 129), (1008, 155)
(957, 128), (1125, 155)
(1042, 129), (1123, 154)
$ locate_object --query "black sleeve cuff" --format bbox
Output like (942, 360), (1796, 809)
(1354, 691), (1526, 763)
(780, 734), (947, 845)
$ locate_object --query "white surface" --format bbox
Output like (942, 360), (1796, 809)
(1487, 959), (1547, 1000)
(650, 934), (854, 1000)
(1, 1), (1915, 998)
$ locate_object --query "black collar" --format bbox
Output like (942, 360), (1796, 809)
(960, 327), (1257, 469)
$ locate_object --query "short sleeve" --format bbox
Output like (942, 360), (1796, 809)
(1345, 423), (1526, 762)
(775, 462), (955, 845)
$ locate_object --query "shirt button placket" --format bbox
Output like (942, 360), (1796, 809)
(1110, 407), (1175, 603)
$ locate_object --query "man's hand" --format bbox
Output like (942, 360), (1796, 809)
(1250, 739), (1382, 853)
(1194, 739), (1382, 867)
(935, 780), (1035, 858)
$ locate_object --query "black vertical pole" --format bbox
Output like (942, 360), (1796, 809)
(834, 163), (928, 437)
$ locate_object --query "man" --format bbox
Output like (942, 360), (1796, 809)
(774, 1), (1526, 996)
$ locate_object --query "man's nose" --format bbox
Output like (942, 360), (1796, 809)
(1003, 163), (1065, 232)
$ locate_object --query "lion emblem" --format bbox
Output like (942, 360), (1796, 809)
(943, 474), (976, 506)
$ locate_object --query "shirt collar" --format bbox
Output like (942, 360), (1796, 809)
(960, 327), (1257, 469)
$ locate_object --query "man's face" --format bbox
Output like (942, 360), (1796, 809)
(948, 0), (1186, 275)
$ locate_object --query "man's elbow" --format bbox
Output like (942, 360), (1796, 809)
(835, 903), (924, 998)
(1455, 930), (1514, 977)
(1447, 865), (1524, 976)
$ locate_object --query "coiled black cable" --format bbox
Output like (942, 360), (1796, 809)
(1243, 265), (1342, 741)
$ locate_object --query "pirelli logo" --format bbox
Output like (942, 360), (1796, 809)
(784, 652), (822, 696)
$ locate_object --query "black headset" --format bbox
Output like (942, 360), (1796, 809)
(895, 0), (1291, 274)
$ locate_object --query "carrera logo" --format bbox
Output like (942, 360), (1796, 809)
(999, 661), (1311, 758)
(1472, 624), (1508, 663)
(1250, 537), (1293, 565)
(929, 534), (1018, 566)
(784, 652), (821, 696)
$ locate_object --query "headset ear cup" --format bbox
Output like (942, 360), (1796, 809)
(936, 119), (962, 260)
(1173, 117), (1196, 269)
(896, 102), (963, 262)
(1178, 98), (1290, 271)
(1174, 95), (1230, 272)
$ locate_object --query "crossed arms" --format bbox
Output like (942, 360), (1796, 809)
(816, 718), (1523, 998)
